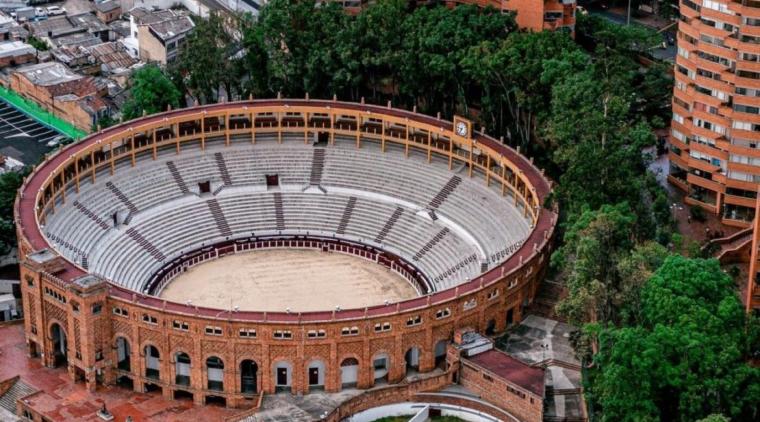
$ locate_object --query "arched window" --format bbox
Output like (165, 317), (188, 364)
(340, 358), (359, 389)
(206, 356), (224, 391)
(144, 345), (160, 379)
(115, 337), (130, 371)
(175, 352), (191, 386)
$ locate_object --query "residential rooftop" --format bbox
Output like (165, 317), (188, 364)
(88, 42), (137, 72)
(95, 0), (121, 13)
(130, 7), (176, 25)
(148, 15), (194, 41)
(0, 40), (35, 58)
(51, 31), (103, 49)
(15, 62), (82, 86)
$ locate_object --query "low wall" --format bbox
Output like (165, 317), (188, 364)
(323, 373), (450, 421)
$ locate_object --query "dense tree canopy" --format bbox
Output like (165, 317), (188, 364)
(122, 65), (182, 120)
(587, 256), (760, 422)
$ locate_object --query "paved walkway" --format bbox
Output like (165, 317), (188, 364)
(248, 390), (362, 422)
(496, 315), (585, 421)
(0, 322), (237, 421)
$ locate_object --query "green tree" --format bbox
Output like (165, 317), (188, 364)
(122, 65), (181, 120)
(397, 5), (515, 115)
(462, 31), (582, 150)
(0, 170), (27, 254)
(174, 12), (242, 103)
(588, 256), (760, 422)
(554, 203), (667, 326)
(27, 36), (48, 51)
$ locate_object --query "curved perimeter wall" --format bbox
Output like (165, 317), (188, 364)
(15, 99), (556, 406)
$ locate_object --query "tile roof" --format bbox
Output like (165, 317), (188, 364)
(465, 349), (545, 397)
(87, 42), (137, 71)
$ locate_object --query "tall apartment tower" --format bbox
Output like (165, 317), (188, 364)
(668, 0), (760, 227)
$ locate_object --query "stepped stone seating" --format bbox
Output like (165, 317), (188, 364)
(43, 137), (532, 294)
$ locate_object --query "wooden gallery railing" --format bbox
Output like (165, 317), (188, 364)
(17, 99), (554, 323)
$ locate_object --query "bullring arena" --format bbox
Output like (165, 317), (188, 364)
(13, 98), (556, 419)
(160, 249), (419, 311)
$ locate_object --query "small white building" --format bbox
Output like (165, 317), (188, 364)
(0, 155), (24, 173)
(0, 293), (18, 322)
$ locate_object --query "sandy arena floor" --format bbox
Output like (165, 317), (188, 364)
(159, 249), (419, 312)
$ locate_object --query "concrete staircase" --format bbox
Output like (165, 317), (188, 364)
(428, 175), (462, 209)
(126, 227), (166, 261)
(207, 199), (232, 237)
(0, 378), (36, 415)
(214, 152), (233, 186)
(167, 161), (190, 194)
(105, 182), (139, 214)
(413, 228), (450, 261)
(273, 193), (285, 231)
(309, 148), (326, 186)
(375, 207), (403, 243)
(336, 197), (356, 235)
(73, 201), (110, 230)
(708, 227), (753, 262)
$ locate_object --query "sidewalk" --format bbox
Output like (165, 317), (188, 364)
(608, 7), (675, 31)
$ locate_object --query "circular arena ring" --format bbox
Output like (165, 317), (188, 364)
(15, 99), (556, 405)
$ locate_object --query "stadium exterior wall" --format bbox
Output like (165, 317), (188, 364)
(14, 99), (556, 407)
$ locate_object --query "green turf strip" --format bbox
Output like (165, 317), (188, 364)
(0, 85), (87, 140)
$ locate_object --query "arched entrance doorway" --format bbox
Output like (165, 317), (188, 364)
(206, 356), (224, 391)
(372, 353), (389, 384)
(175, 352), (191, 386)
(50, 323), (67, 367)
(116, 337), (130, 371)
(240, 360), (258, 394)
(434, 340), (448, 368)
(340, 358), (359, 389)
(485, 318), (496, 335)
(405, 347), (420, 374)
(144, 345), (160, 379)
(306, 360), (325, 391)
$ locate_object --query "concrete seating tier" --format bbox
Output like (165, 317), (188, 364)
(42, 138), (532, 294)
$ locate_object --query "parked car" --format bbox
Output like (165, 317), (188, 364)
(46, 136), (67, 148)
(46, 6), (66, 16)
(35, 7), (47, 17)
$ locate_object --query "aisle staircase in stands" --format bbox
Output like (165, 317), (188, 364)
(207, 199), (233, 237)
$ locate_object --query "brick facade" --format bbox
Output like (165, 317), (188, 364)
(15, 100), (556, 410)
(18, 256), (544, 407)
(0, 52), (34, 69)
(458, 355), (543, 422)
(8, 64), (106, 132)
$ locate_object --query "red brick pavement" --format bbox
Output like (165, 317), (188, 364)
(0, 323), (237, 422)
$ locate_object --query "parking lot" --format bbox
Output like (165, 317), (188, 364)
(0, 100), (65, 166)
